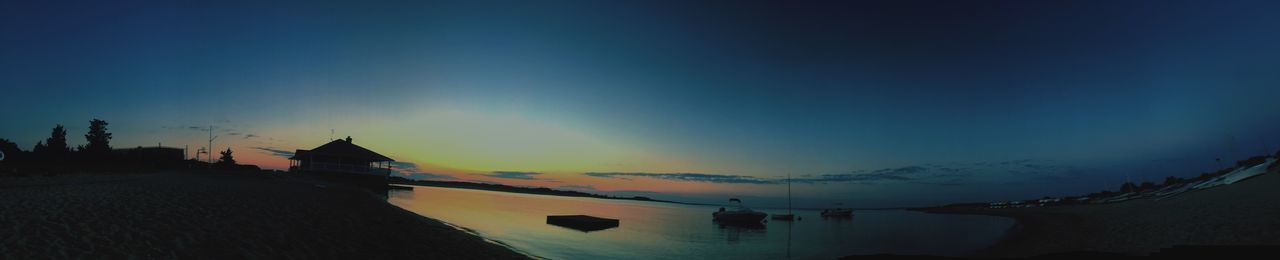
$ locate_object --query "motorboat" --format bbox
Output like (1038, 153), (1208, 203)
(821, 203), (854, 217)
(713, 198), (768, 224)
(821, 208), (853, 217)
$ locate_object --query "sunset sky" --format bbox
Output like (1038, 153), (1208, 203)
(4, 0), (1280, 207)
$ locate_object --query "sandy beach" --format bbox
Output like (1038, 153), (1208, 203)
(0, 172), (529, 259)
(921, 167), (1280, 257)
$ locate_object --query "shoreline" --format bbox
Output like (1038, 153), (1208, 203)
(914, 169), (1280, 258)
(390, 179), (706, 206)
(0, 171), (530, 259)
(914, 206), (1102, 257)
(378, 191), (538, 259)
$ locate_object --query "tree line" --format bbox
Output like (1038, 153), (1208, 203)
(1110, 152), (1279, 195)
(1, 119), (114, 162)
(0, 118), (247, 176)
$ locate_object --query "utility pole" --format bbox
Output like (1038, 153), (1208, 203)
(207, 125), (218, 165)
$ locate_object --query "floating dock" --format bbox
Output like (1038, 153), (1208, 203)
(387, 185), (414, 191)
(546, 215), (619, 232)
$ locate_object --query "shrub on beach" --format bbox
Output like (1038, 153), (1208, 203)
(1235, 156), (1268, 168)
(1120, 182), (1138, 193)
(1138, 181), (1156, 191)
(0, 139), (23, 175)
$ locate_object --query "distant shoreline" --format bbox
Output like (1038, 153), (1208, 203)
(389, 178), (709, 206)
(390, 179), (924, 211)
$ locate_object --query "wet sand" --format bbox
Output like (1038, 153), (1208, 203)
(921, 169), (1280, 257)
(0, 172), (529, 259)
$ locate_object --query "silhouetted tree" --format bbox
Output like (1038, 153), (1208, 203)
(32, 141), (46, 154)
(0, 138), (20, 162)
(1163, 176), (1184, 186)
(1120, 182), (1138, 193)
(1235, 156), (1267, 167)
(43, 125), (70, 156)
(1139, 181), (1156, 191)
(83, 119), (112, 155)
(218, 148), (235, 165)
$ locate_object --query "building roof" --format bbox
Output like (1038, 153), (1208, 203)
(289, 138), (393, 162)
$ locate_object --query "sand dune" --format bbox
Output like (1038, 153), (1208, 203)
(922, 167), (1280, 257)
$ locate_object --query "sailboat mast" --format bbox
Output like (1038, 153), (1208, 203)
(787, 173), (792, 214)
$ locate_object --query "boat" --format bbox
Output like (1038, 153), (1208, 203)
(821, 203), (853, 218)
(771, 173), (797, 221)
(713, 198), (768, 225)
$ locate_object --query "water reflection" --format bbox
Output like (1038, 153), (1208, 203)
(821, 214), (855, 222)
(714, 222), (766, 244)
(388, 186), (1014, 259)
(785, 220), (794, 258)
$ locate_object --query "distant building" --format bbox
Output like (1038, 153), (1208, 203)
(114, 146), (184, 161)
(289, 137), (393, 187)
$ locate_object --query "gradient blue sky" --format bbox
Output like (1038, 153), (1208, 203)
(3, 0), (1280, 207)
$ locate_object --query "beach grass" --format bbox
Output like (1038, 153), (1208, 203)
(920, 167), (1280, 257)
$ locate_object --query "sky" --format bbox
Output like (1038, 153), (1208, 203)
(3, 0), (1280, 207)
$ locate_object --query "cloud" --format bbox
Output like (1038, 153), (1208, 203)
(389, 161), (420, 171)
(251, 147), (294, 158)
(160, 125), (206, 131)
(579, 165), (981, 186)
(1000, 159), (1034, 165)
(483, 171), (545, 180)
(244, 134), (258, 139)
(1018, 164), (1084, 182)
(876, 166), (926, 175)
(584, 172), (779, 184)
(798, 172), (915, 183)
(558, 184), (596, 191)
(405, 172), (457, 180)
(576, 159), (1076, 187)
(227, 132), (242, 136)
(790, 166), (957, 184)
(389, 162), (460, 180)
(805, 160), (1080, 185)
(383, 161), (458, 180)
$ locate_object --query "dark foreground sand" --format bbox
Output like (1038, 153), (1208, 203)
(922, 169), (1280, 257)
(0, 172), (529, 259)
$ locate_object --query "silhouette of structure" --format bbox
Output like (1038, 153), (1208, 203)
(289, 136), (393, 188)
(207, 125), (216, 165)
(114, 146), (184, 161)
(546, 215), (619, 232)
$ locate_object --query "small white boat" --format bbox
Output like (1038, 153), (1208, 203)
(821, 203), (854, 217)
(713, 198), (768, 224)
(821, 208), (853, 217)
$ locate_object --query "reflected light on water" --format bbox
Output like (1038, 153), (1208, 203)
(389, 186), (1013, 259)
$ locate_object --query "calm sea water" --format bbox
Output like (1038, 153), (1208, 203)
(387, 186), (1014, 259)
